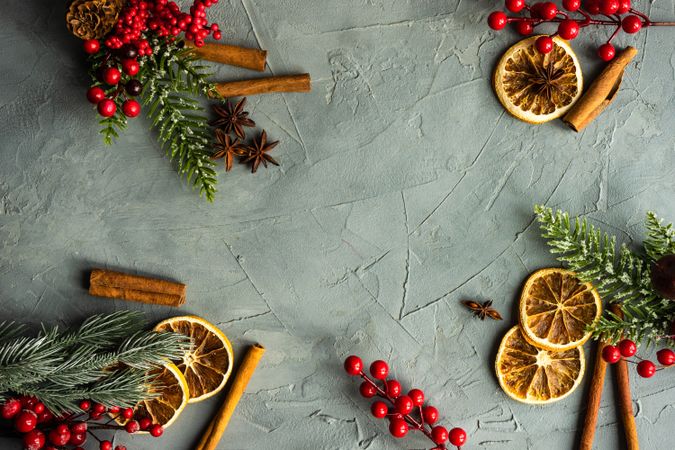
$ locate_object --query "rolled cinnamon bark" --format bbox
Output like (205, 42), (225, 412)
(578, 340), (609, 450)
(89, 268), (186, 307)
(563, 47), (638, 132)
(610, 304), (640, 450)
(185, 41), (267, 72)
(214, 74), (311, 98)
(195, 344), (266, 450)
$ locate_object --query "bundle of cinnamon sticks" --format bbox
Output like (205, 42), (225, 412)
(185, 41), (311, 97)
(579, 304), (639, 450)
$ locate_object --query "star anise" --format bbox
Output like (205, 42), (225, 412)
(461, 300), (503, 321)
(243, 130), (279, 173)
(212, 129), (246, 171)
(210, 97), (255, 139)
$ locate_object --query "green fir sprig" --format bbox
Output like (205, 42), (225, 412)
(534, 205), (675, 345)
(0, 311), (188, 413)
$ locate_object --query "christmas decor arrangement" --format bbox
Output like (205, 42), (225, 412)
(343, 356), (468, 450)
(69, 0), (311, 201)
(534, 205), (675, 449)
(495, 268), (600, 403)
(0, 311), (188, 449)
(487, 0), (675, 60)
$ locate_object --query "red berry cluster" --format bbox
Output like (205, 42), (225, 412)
(0, 397), (164, 450)
(344, 356), (467, 450)
(105, 0), (221, 52)
(601, 338), (675, 378)
(84, 40), (144, 119)
(487, 0), (675, 61)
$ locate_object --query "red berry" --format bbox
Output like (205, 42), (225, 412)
(422, 406), (439, 424)
(100, 441), (113, 450)
(55, 424), (69, 435)
(505, 0), (525, 12)
(71, 421), (87, 434)
(449, 427), (468, 447)
(637, 360), (656, 378)
(584, 0), (601, 14)
(79, 400), (91, 411)
(83, 39), (100, 54)
(102, 67), (121, 85)
(657, 348), (675, 366)
(121, 59), (140, 76)
(37, 411), (53, 424)
(98, 99), (117, 117)
(23, 430), (46, 450)
(616, 0), (631, 14)
(652, 255), (675, 299)
(535, 36), (554, 54)
(213, 31), (222, 40)
(597, 43), (616, 61)
(385, 379), (402, 398)
(20, 397), (37, 408)
(618, 339), (637, 357)
(600, 0), (620, 14)
(344, 355), (363, 375)
(139, 417), (153, 430)
(431, 425), (449, 444)
(602, 344), (621, 363)
(558, 19), (580, 40)
(408, 388), (424, 406)
(48, 428), (70, 446)
(369, 360), (389, 380)
(122, 407), (135, 419)
(371, 401), (388, 418)
(563, 0), (581, 11)
(122, 99), (141, 118)
(515, 21), (534, 35)
(125, 419), (140, 433)
(93, 403), (107, 414)
(538, 2), (558, 19)
(68, 432), (87, 446)
(359, 381), (377, 398)
(388, 418), (408, 438)
(488, 11), (508, 30)
(622, 15), (642, 33)
(109, 406), (121, 414)
(15, 410), (38, 433)
(1, 399), (22, 419)
(394, 395), (414, 415)
(149, 424), (164, 437)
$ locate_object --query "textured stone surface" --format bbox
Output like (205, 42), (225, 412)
(1, 0), (675, 449)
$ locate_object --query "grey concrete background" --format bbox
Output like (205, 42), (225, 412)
(1, 0), (674, 449)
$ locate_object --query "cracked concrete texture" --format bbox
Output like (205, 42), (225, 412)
(1, 0), (674, 448)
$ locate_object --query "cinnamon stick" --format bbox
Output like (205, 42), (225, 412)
(195, 344), (265, 450)
(214, 74), (311, 98)
(185, 41), (267, 72)
(578, 340), (608, 450)
(89, 268), (186, 307)
(610, 304), (640, 450)
(563, 46), (638, 132)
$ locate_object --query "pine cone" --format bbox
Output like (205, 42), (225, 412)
(66, 0), (125, 40)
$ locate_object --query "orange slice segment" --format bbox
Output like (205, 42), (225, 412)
(154, 315), (234, 403)
(519, 268), (601, 351)
(495, 326), (585, 404)
(493, 36), (583, 124)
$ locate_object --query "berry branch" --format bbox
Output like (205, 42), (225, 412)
(487, 0), (675, 60)
(343, 356), (467, 450)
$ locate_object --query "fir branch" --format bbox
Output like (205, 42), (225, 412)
(534, 205), (675, 345)
(0, 312), (188, 414)
(141, 38), (218, 201)
(645, 212), (675, 261)
(99, 113), (128, 145)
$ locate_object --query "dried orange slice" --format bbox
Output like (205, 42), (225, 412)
(495, 326), (585, 404)
(154, 315), (234, 403)
(493, 36), (582, 124)
(116, 362), (188, 429)
(519, 268), (601, 351)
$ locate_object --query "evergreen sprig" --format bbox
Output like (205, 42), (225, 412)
(534, 205), (675, 345)
(0, 311), (188, 413)
(141, 38), (218, 201)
